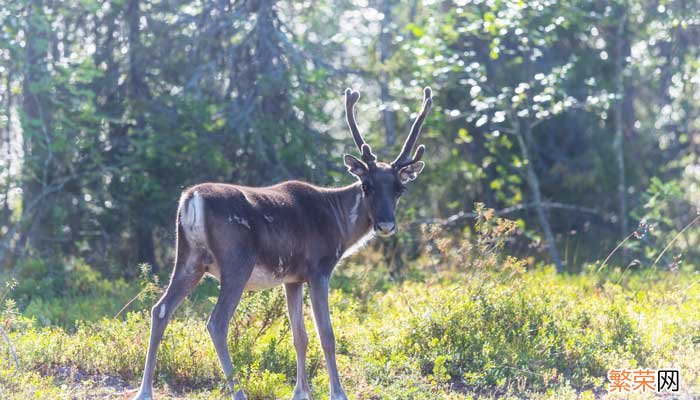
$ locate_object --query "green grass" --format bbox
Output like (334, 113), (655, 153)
(2, 265), (699, 399)
(2, 213), (699, 399)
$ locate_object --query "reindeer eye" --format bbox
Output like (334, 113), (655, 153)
(362, 183), (373, 194)
(397, 185), (407, 196)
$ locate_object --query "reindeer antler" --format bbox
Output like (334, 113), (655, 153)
(392, 87), (432, 168)
(345, 88), (376, 164)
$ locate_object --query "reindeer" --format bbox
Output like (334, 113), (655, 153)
(133, 87), (432, 400)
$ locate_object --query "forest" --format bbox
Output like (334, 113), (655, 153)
(1, 0), (699, 399)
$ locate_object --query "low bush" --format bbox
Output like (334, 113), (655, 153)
(1, 210), (698, 398)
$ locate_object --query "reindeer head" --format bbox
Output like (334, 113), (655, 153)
(343, 87), (432, 237)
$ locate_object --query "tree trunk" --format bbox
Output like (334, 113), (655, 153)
(126, 0), (147, 100)
(378, 0), (396, 147)
(613, 12), (629, 262)
(0, 69), (15, 268)
(135, 223), (157, 273)
(126, 0), (158, 272)
(1, 69), (12, 226)
(18, 0), (51, 257)
(515, 118), (564, 273)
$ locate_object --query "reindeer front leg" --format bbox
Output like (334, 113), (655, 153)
(285, 282), (312, 400)
(309, 274), (347, 400)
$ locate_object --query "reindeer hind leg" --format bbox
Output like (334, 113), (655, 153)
(206, 245), (256, 400)
(135, 229), (205, 400)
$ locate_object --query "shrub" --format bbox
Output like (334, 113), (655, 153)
(394, 274), (648, 392)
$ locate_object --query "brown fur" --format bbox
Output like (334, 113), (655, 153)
(134, 87), (432, 400)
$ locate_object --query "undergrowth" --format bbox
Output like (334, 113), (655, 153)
(1, 207), (699, 399)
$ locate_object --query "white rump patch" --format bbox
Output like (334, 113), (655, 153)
(180, 191), (207, 247)
(159, 304), (166, 319)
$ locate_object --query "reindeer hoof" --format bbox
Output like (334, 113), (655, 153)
(291, 386), (312, 400)
(132, 391), (153, 400)
(330, 392), (348, 400)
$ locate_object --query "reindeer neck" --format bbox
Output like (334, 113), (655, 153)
(327, 182), (372, 250)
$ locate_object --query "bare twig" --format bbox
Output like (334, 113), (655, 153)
(403, 201), (607, 227)
(114, 287), (149, 319)
(651, 214), (700, 269)
(629, 213), (700, 298)
(0, 325), (20, 371)
(597, 231), (637, 273)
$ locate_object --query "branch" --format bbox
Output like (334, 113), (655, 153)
(0, 172), (80, 265)
(403, 201), (609, 227)
(0, 325), (20, 371)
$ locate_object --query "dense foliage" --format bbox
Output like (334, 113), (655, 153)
(2, 0), (700, 275)
(1, 0), (700, 398)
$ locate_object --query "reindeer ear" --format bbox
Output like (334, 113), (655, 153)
(344, 154), (368, 178)
(398, 161), (425, 183)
